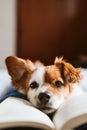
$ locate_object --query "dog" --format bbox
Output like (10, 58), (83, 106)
(5, 56), (85, 114)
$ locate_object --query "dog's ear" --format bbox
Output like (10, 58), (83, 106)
(5, 56), (36, 93)
(5, 56), (35, 82)
(54, 57), (81, 83)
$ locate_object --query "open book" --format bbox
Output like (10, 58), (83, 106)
(0, 93), (87, 130)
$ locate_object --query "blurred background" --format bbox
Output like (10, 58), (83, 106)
(0, 0), (87, 68)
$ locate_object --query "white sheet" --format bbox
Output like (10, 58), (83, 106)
(0, 69), (11, 99)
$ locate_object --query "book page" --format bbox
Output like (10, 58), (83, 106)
(53, 93), (87, 130)
(0, 97), (54, 130)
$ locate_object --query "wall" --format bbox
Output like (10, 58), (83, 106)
(0, 0), (16, 69)
(18, 0), (87, 65)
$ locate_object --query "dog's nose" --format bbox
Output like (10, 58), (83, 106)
(38, 92), (50, 104)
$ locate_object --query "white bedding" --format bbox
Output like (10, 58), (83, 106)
(0, 69), (11, 99)
(79, 69), (87, 91)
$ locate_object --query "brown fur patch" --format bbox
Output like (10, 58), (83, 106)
(54, 57), (82, 83)
(5, 56), (35, 94)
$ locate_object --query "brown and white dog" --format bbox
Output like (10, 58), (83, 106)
(5, 56), (84, 114)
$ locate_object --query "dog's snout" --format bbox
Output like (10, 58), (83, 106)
(38, 92), (50, 104)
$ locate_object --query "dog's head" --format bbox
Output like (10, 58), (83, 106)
(5, 56), (81, 114)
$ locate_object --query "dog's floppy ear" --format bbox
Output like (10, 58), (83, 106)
(5, 56), (35, 82)
(5, 56), (36, 93)
(54, 57), (81, 83)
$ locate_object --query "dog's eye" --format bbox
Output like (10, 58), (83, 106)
(30, 81), (39, 89)
(54, 80), (63, 88)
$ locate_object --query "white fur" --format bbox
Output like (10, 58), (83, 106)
(29, 67), (45, 87)
(27, 67), (45, 108)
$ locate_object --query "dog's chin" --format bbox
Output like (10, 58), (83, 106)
(36, 106), (56, 114)
(37, 106), (57, 114)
